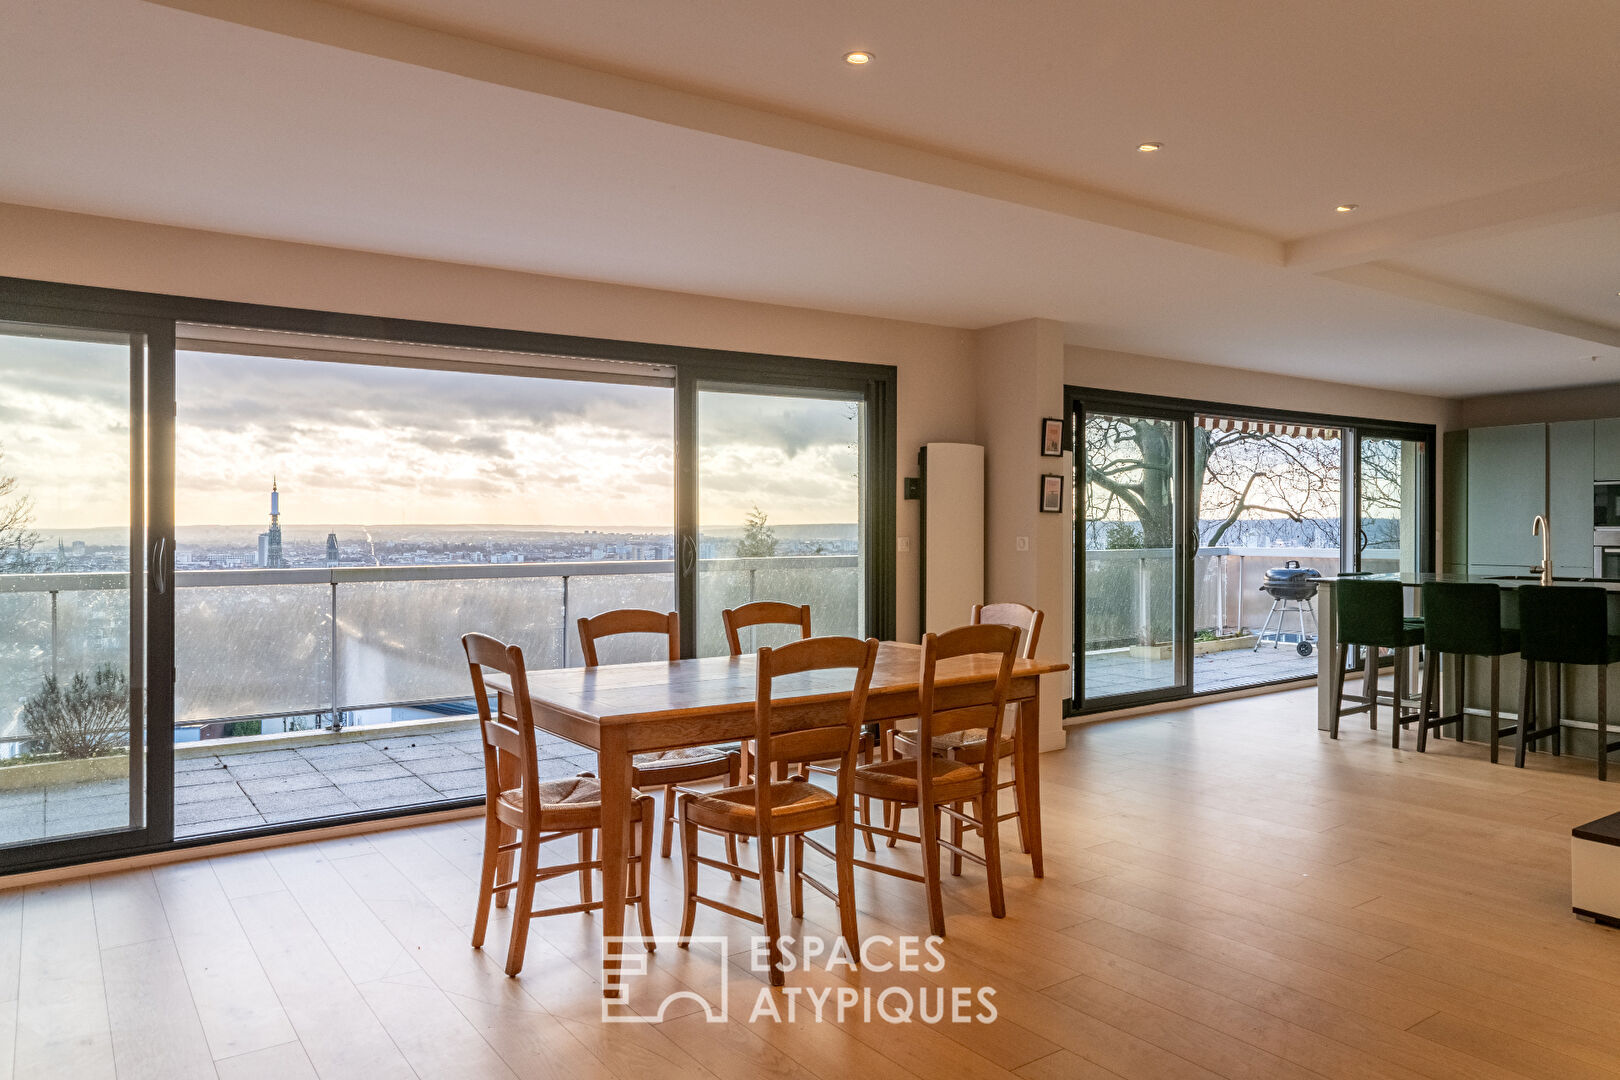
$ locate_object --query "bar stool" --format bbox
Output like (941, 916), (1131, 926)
(1331, 578), (1425, 746)
(1416, 582), (1520, 761)
(1514, 586), (1620, 780)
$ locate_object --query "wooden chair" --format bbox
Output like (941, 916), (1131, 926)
(722, 600), (877, 854)
(462, 632), (655, 977)
(578, 609), (741, 865)
(853, 623), (1018, 937)
(677, 635), (879, 985)
(892, 603), (1042, 865)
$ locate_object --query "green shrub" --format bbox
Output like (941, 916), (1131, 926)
(20, 664), (130, 759)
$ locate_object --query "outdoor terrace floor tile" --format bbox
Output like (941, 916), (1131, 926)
(341, 776), (440, 810)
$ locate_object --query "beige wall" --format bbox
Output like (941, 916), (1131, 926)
(0, 202), (978, 642)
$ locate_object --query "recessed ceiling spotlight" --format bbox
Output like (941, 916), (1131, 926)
(843, 50), (874, 65)
(1137, 142), (1163, 153)
(1335, 203), (1360, 213)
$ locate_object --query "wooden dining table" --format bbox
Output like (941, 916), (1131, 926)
(488, 639), (1066, 995)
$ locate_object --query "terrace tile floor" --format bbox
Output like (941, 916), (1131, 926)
(0, 726), (598, 842)
(1083, 639), (1317, 699)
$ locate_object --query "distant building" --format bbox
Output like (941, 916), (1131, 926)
(326, 533), (339, 564)
(256, 477), (284, 568)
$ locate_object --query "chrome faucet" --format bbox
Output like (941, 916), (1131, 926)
(1532, 514), (1553, 586)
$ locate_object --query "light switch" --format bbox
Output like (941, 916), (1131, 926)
(897, 536), (912, 553)
(1015, 536), (1029, 551)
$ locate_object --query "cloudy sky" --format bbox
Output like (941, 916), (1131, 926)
(0, 332), (860, 531)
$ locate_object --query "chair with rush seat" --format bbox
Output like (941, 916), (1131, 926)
(1416, 581), (1521, 761)
(1331, 578), (1425, 746)
(677, 635), (878, 985)
(462, 633), (655, 977)
(853, 623), (1019, 938)
(892, 602), (1043, 869)
(577, 609), (741, 864)
(1514, 586), (1620, 780)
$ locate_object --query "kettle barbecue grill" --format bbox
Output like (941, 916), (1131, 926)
(1253, 561), (1320, 656)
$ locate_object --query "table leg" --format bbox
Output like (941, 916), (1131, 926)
(597, 727), (632, 998)
(1018, 695), (1044, 879)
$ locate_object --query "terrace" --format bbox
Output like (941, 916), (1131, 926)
(0, 554), (859, 839)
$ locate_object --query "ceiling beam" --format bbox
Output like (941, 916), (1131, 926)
(1321, 262), (1620, 350)
(1288, 160), (1620, 272)
(145, 0), (1285, 265)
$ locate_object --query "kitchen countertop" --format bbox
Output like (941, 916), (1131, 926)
(1320, 572), (1620, 590)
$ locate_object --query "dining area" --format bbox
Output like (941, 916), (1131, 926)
(459, 598), (1065, 997)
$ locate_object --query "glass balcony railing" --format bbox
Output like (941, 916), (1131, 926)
(0, 556), (861, 752)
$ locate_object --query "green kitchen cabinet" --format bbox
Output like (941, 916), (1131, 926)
(1596, 419), (1620, 481)
(1465, 423), (1546, 571)
(1551, 420), (1595, 573)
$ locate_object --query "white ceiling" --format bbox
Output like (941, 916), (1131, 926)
(1, 0), (1618, 397)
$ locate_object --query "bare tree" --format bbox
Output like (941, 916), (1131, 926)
(0, 444), (39, 571)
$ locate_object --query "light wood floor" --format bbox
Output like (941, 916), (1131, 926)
(4, 686), (1620, 1080)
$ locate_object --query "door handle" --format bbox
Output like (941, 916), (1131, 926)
(681, 535), (696, 576)
(152, 537), (169, 594)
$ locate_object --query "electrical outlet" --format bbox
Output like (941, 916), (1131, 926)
(897, 536), (912, 553)
(1015, 536), (1029, 552)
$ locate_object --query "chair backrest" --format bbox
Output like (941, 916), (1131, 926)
(1419, 581), (1510, 656)
(911, 623), (1018, 796)
(1334, 578), (1407, 648)
(577, 608), (679, 667)
(722, 601), (812, 656)
(462, 632), (539, 808)
(972, 602), (1043, 660)
(1518, 585), (1611, 665)
(750, 635), (879, 831)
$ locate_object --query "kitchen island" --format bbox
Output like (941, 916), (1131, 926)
(1314, 573), (1620, 764)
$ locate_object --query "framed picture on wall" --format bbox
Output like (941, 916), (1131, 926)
(1040, 417), (1066, 456)
(1039, 473), (1064, 513)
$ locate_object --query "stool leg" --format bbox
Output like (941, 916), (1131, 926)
(1417, 650), (1435, 753)
(1331, 644), (1348, 739)
(1552, 664), (1563, 756)
(1489, 655), (1501, 764)
(1516, 660), (1534, 768)
(1455, 653), (1467, 741)
(1392, 647), (1405, 749)
(1599, 666), (1609, 783)
(1366, 648), (1379, 733)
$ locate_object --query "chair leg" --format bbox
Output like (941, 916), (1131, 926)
(918, 801), (946, 938)
(1391, 648), (1405, 749)
(661, 785), (676, 859)
(472, 808), (500, 949)
(504, 827), (540, 977)
(1552, 664), (1563, 756)
(859, 737), (876, 854)
(835, 797), (859, 951)
(578, 829), (594, 906)
(677, 797), (699, 947)
(1366, 648), (1379, 733)
(950, 800), (964, 877)
(789, 833), (805, 919)
(494, 821), (515, 909)
(758, 826), (786, 987)
(1489, 655), (1501, 764)
(981, 790), (1006, 920)
(1455, 653), (1467, 741)
(885, 799), (900, 847)
(1010, 720), (1030, 855)
(724, 755), (742, 880)
(631, 799), (657, 952)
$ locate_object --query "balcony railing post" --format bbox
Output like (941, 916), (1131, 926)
(48, 589), (58, 680)
(560, 574), (570, 666)
(329, 579), (340, 731)
(1136, 556), (1150, 646)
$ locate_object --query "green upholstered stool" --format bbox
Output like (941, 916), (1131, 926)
(1331, 578), (1425, 746)
(1417, 582), (1521, 761)
(1515, 586), (1620, 780)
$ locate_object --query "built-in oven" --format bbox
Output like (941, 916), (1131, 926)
(1596, 526), (1620, 580)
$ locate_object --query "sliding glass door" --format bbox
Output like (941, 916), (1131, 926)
(693, 385), (865, 656)
(0, 312), (172, 869)
(1070, 387), (1433, 712)
(1079, 408), (1189, 705)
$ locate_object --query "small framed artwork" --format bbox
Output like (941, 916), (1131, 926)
(1039, 473), (1064, 513)
(1040, 417), (1066, 457)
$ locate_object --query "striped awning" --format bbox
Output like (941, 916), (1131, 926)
(1196, 414), (1339, 440)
